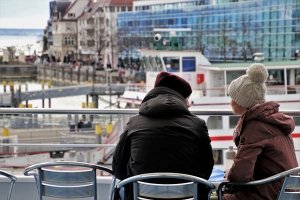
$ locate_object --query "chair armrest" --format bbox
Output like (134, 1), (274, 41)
(217, 167), (300, 200)
(0, 170), (17, 182)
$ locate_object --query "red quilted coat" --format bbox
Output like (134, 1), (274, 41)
(225, 101), (298, 200)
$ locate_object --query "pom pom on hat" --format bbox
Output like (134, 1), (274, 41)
(228, 63), (269, 108)
(154, 72), (192, 98)
(246, 63), (268, 83)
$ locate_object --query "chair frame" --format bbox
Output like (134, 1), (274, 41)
(0, 170), (17, 200)
(115, 172), (216, 200)
(217, 166), (300, 200)
(23, 161), (115, 200)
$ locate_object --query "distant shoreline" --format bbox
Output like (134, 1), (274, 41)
(0, 28), (43, 36)
(0, 28), (43, 30)
(0, 28), (43, 51)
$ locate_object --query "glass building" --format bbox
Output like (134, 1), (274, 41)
(117, 0), (300, 62)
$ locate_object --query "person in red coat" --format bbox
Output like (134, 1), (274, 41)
(224, 63), (298, 200)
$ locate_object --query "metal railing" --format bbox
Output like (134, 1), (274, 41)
(0, 108), (299, 146)
(0, 108), (299, 170)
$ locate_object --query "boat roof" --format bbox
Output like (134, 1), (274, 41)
(203, 60), (300, 71)
(139, 49), (211, 66)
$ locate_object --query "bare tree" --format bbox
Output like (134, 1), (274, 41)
(241, 14), (249, 61)
(220, 17), (228, 61)
(7, 46), (16, 63)
(95, 7), (106, 66)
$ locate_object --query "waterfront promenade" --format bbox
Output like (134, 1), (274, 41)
(0, 63), (138, 84)
(0, 64), (138, 107)
(0, 65), (36, 79)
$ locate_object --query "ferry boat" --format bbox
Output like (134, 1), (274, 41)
(118, 49), (300, 165)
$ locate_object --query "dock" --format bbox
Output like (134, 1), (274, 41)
(0, 83), (126, 107)
(0, 65), (36, 79)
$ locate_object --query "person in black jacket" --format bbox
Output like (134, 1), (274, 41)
(112, 72), (214, 199)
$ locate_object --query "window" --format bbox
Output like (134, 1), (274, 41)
(182, 57), (196, 72)
(294, 116), (300, 126)
(226, 71), (245, 84)
(163, 56), (180, 72)
(266, 69), (284, 85)
(64, 36), (74, 45)
(68, 13), (75, 17)
(229, 116), (239, 129)
(207, 116), (222, 129)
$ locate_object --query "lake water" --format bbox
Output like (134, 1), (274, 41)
(0, 28), (43, 54)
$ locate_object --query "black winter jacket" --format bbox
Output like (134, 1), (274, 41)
(112, 86), (214, 181)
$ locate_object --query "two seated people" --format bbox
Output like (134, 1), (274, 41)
(112, 64), (298, 199)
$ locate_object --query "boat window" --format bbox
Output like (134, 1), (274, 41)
(155, 56), (164, 71)
(266, 69), (284, 86)
(142, 56), (152, 71)
(296, 69), (300, 85)
(182, 57), (196, 72)
(226, 71), (244, 84)
(149, 56), (158, 71)
(229, 116), (239, 129)
(294, 116), (300, 126)
(207, 116), (222, 129)
(163, 56), (180, 72)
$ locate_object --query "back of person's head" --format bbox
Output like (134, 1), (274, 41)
(228, 63), (268, 108)
(155, 72), (192, 98)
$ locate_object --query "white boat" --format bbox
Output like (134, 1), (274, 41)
(118, 49), (300, 167)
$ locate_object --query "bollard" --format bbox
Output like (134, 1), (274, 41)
(95, 124), (102, 135)
(106, 123), (113, 135)
(19, 103), (25, 108)
(95, 124), (102, 144)
(2, 127), (10, 136)
(89, 102), (94, 108)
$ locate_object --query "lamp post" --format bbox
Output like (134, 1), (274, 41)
(105, 68), (112, 109)
(91, 59), (98, 109)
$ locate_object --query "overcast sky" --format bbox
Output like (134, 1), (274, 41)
(0, 0), (51, 29)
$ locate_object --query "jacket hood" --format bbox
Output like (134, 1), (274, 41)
(139, 86), (191, 118)
(244, 101), (295, 135)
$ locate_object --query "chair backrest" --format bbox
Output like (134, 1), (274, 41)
(0, 170), (17, 200)
(23, 161), (115, 200)
(217, 166), (300, 200)
(115, 172), (215, 200)
(277, 169), (300, 200)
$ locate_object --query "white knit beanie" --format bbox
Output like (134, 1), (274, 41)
(228, 63), (269, 108)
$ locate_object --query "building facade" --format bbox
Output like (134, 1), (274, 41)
(117, 0), (300, 62)
(77, 0), (133, 68)
(44, 0), (133, 66)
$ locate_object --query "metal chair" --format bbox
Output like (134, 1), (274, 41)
(23, 161), (116, 200)
(217, 166), (300, 200)
(114, 172), (216, 200)
(0, 170), (17, 200)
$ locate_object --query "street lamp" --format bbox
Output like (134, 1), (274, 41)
(105, 68), (112, 109)
(91, 60), (98, 109)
